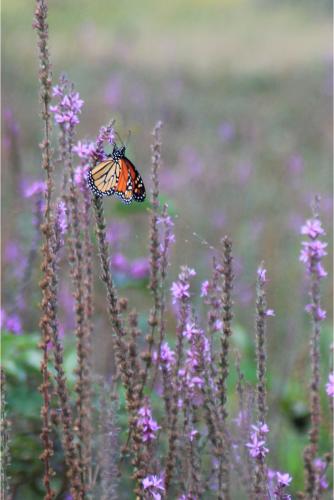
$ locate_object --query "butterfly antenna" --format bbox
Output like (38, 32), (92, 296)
(125, 130), (131, 147)
(115, 130), (125, 147)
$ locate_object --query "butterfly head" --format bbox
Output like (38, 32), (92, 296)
(112, 144), (126, 161)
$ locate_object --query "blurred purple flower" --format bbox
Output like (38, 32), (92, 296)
(138, 405), (160, 443)
(4, 241), (21, 263)
(153, 342), (176, 372)
(111, 253), (129, 273)
(265, 309), (275, 317)
(301, 219), (326, 239)
(257, 265), (267, 284)
(179, 266), (196, 280)
(4, 108), (20, 135)
(56, 200), (67, 236)
(73, 140), (95, 159)
(171, 282), (190, 304)
(214, 319), (223, 331)
(183, 322), (200, 340)
(142, 474), (165, 500)
(74, 164), (90, 189)
(325, 373), (334, 397)
(200, 280), (209, 297)
(93, 123), (115, 163)
(50, 79), (84, 129)
(300, 241), (327, 276)
(313, 458), (329, 490)
(188, 429), (198, 442)
(246, 433), (269, 459)
(157, 213), (174, 228)
(23, 180), (46, 198)
(305, 304), (326, 321)
(276, 472), (292, 487)
(130, 257), (150, 279)
(2, 312), (22, 335)
(218, 121), (236, 143)
(96, 124), (115, 146)
(246, 423), (269, 459)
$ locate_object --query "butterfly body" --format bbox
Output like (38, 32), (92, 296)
(88, 144), (146, 204)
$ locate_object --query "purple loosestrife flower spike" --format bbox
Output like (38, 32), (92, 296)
(253, 262), (272, 498)
(138, 404), (160, 443)
(50, 79), (84, 129)
(300, 198), (328, 498)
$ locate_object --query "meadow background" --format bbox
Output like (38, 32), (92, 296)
(1, 0), (333, 498)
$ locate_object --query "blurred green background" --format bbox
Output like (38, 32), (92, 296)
(2, 0), (333, 497)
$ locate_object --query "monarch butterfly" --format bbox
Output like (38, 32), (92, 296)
(88, 144), (146, 204)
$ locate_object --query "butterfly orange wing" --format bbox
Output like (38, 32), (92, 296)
(114, 158), (133, 203)
(119, 157), (146, 202)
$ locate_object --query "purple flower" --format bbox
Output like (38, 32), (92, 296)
(267, 468), (276, 481)
(56, 200), (67, 236)
(189, 429), (198, 442)
(313, 458), (329, 490)
(179, 266), (196, 280)
(153, 342), (175, 371)
(265, 309), (275, 317)
(142, 474), (165, 499)
(92, 123), (115, 163)
(305, 304), (326, 321)
(200, 280), (210, 297)
(300, 241), (328, 264)
(138, 405), (160, 443)
(171, 281), (190, 304)
(301, 219), (326, 239)
(252, 422), (269, 434)
(157, 213), (174, 228)
(96, 124), (115, 146)
(325, 373), (334, 397)
(130, 258), (150, 279)
(4, 241), (21, 263)
(111, 253), (129, 273)
(246, 433), (269, 459)
(246, 423), (269, 459)
(183, 322), (200, 340)
(214, 319), (223, 331)
(189, 376), (204, 390)
(257, 265), (267, 283)
(159, 232), (176, 254)
(50, 79), (84, 129)
(73, 140), (95, 159)
(276, 472), (292, 487)
(23, 180), (46, 198)
(4, 313), (22, 335)
(74, 164), (90, 189)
